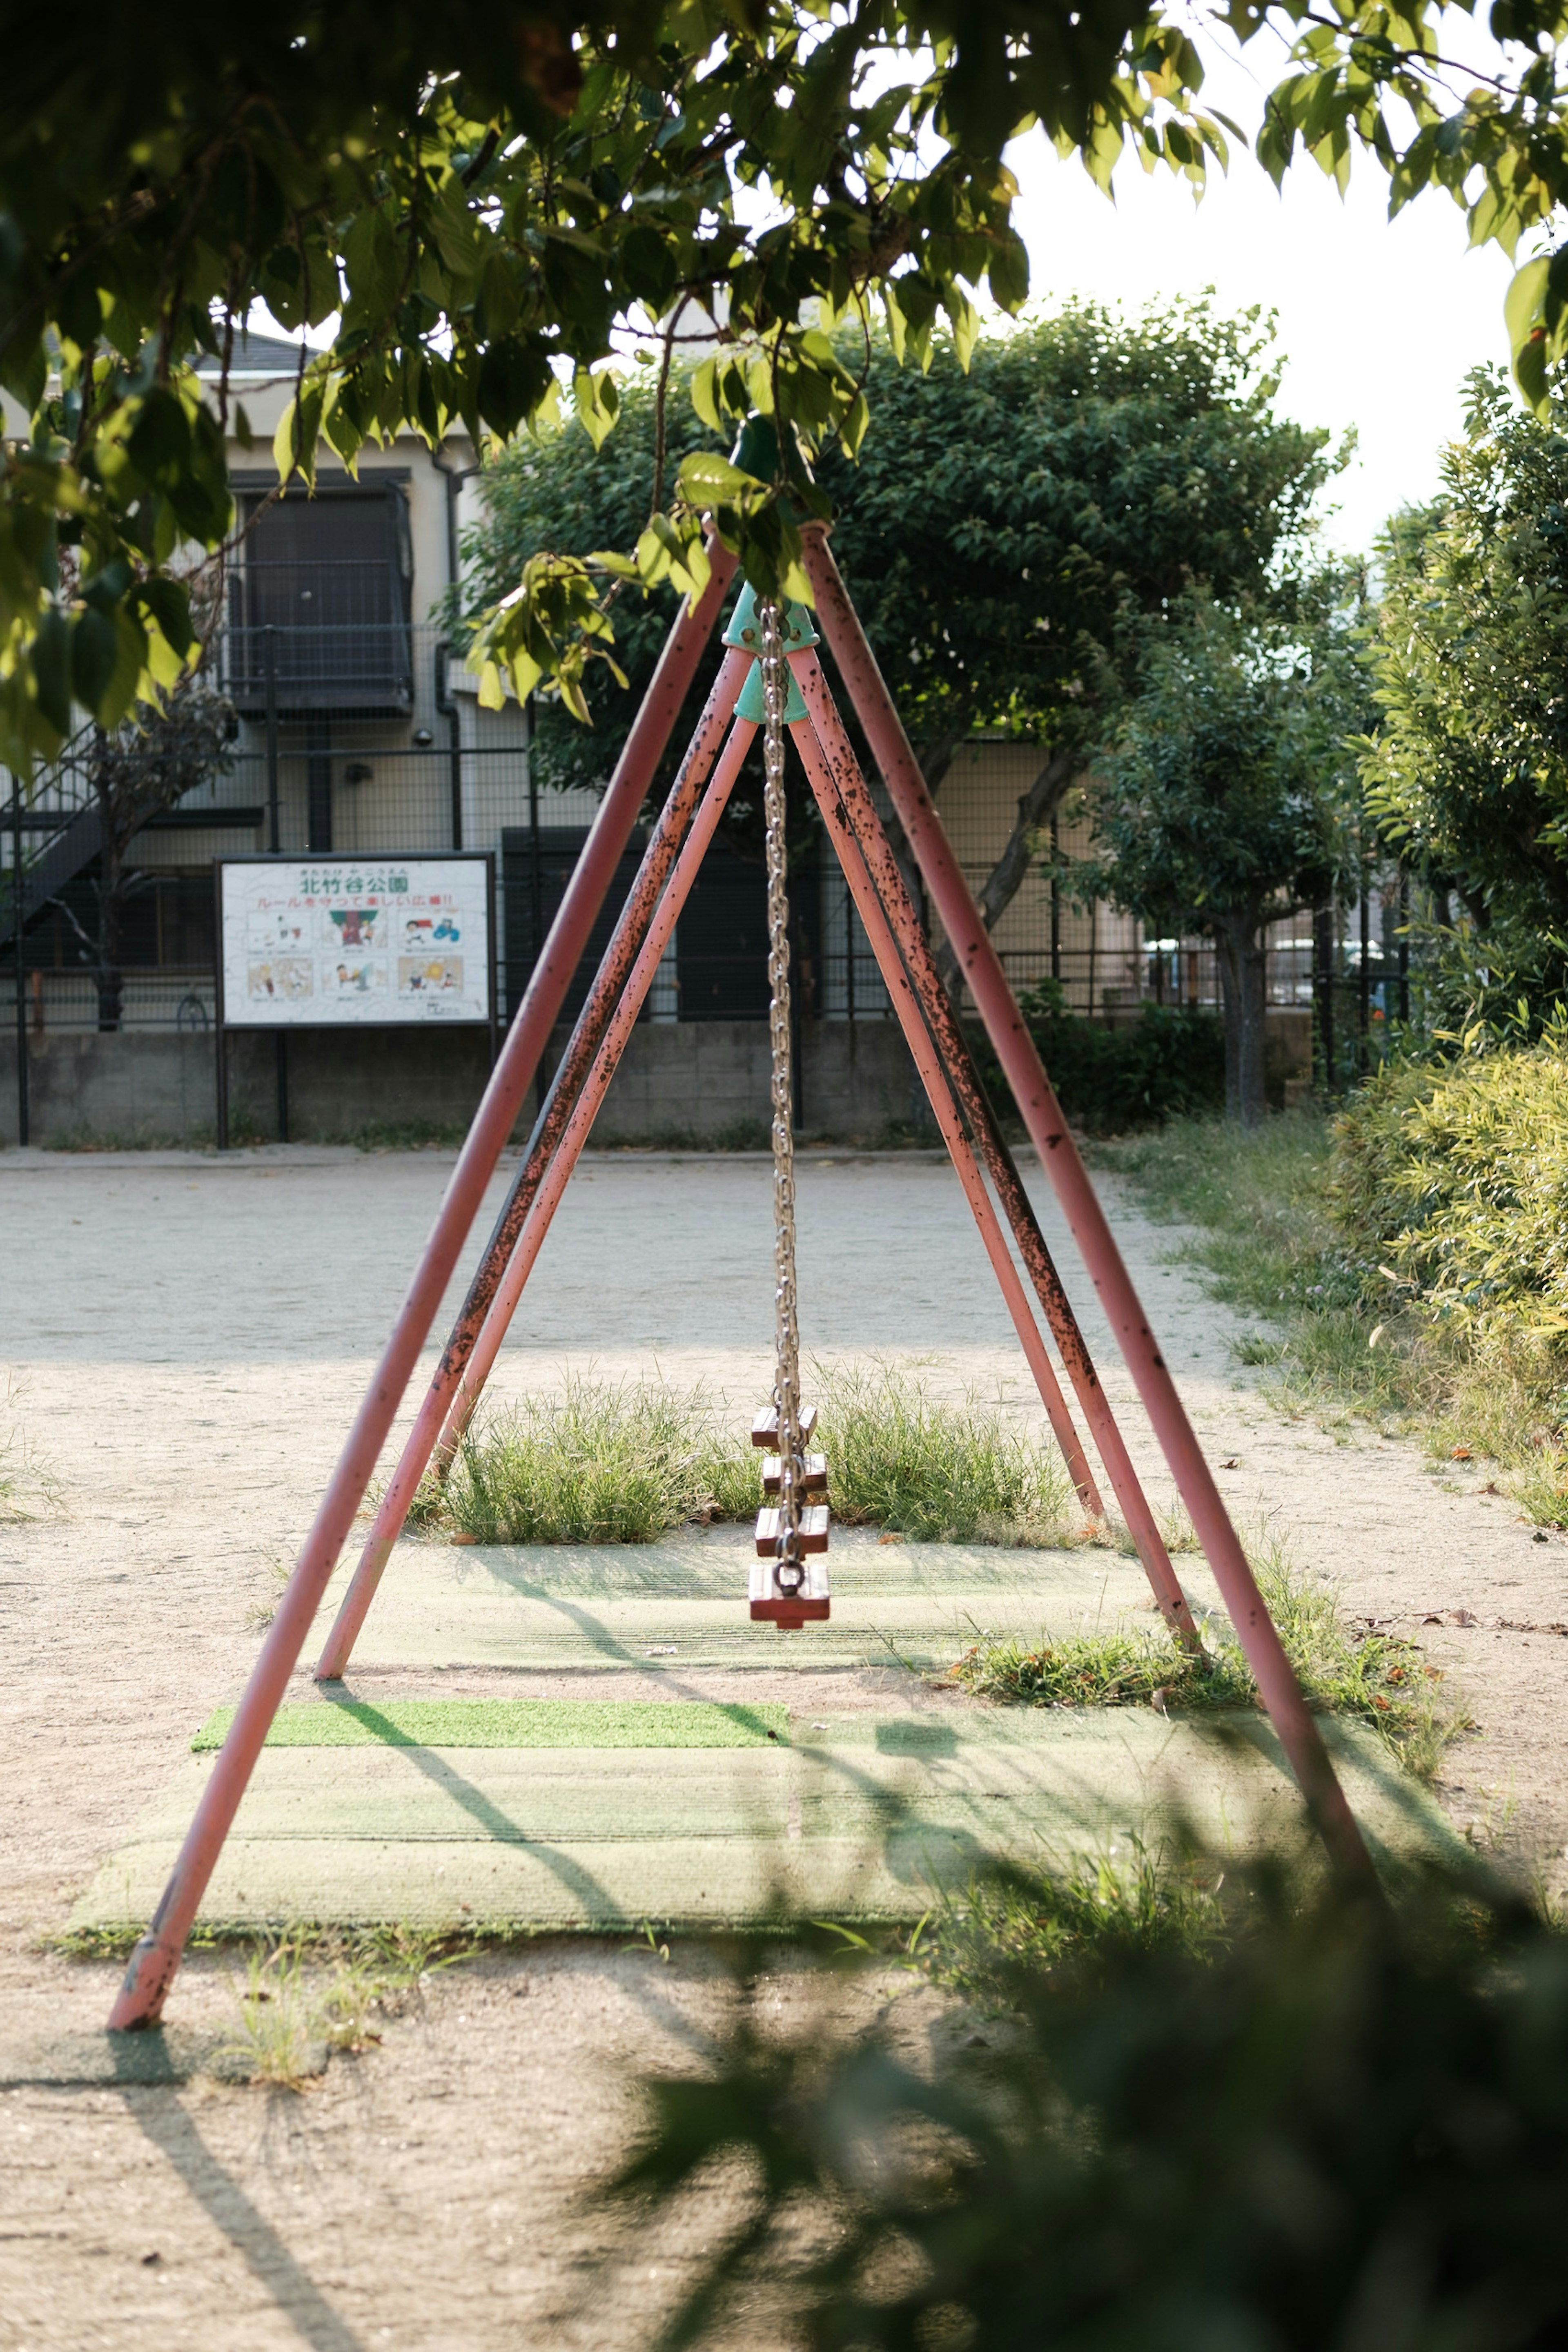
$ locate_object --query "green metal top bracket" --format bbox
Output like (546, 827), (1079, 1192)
(722, 584), (820, 653)
(735, 658), (809, 725)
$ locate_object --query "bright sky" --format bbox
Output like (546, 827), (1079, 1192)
(1004, 34), (1519, 557)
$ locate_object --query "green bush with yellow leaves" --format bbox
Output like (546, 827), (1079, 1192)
(1332, 1047), (1568, 1345)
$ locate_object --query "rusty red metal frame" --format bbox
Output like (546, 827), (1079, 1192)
(788, 717), (1103, 1514)
(312, 646), (753, 1685)
(415, 714), (760, 1497)
(796, 664), (1198, 1649)
(110, 547), (1376, 2032)
(109, 551), (739, 2029)
(799, 524), (1376, 1890)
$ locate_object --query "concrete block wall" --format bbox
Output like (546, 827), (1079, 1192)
(0, 1016), (920, 1148)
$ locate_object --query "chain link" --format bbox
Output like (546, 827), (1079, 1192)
(760, 598), (805, 1592)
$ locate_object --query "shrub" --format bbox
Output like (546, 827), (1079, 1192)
(973, 981), (1225, 1135)
(1332, 1047), (1568, 1344)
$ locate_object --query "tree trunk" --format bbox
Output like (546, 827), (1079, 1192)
(1214, 908), (1267, 1128)
(933, 742), (1080, 1002)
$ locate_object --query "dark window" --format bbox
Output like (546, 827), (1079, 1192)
(31, 868), (215, 970)
(501, 826), (650, 1026)
(675, 840), (770, 1020)
(225, 484), (413, 717)
(501, 826), (812, 1023)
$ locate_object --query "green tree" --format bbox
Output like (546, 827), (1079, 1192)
(57, 678), (234, 1032)
(461, 300), (1338, 954)
(7, 3), (1568, 770)
(1363, 375), (1568, 1000)
(1076, 591), (1366, 1126)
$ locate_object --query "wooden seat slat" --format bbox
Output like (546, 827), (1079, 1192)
(748, 1553), (831, 1626)
(751, 1405), (818, 1449)
(754, 1503), (830, 1556)
(760, 1452), (827, 1495)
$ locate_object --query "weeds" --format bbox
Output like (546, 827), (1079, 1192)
(427, 1363), (1085, 1547)
(444, 1378), (760, 1545)
(947, 1532), (1460, 1779)
(217, 1939), (325, 2088)
(243, 1547), (292, 1629)
(920, 1835), (1232, 1998)
(0, 1378), (59, 1524)
(1097, 1109), (1568, 1523)
(216, 1925), (459, 2085)
(815, 1360), (1079, 1545)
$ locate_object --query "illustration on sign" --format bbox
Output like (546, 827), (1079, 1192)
(219, 858), (491, 1028)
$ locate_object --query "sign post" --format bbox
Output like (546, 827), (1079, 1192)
(213, 852), (496, 1149)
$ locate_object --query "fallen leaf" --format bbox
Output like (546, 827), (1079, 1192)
(877, 1532), (904, 1546)
(1451, 1447), (1472, 1461)
(1219, 1458), (1240, 1470)
(450, 1532), (477, 1546)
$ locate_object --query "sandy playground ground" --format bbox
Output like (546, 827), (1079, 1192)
(2, 1142), (1566, 2350)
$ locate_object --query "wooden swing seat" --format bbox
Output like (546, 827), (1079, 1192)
(760, 1451), (827, 1495)
(749, 1554), (831, 1626)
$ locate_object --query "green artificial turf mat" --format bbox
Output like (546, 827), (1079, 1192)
(191, 1698), (791, 1752)
(73, 1713), (1464, 1937)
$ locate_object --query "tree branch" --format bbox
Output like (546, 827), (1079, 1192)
(933, 741), (1080, 1001)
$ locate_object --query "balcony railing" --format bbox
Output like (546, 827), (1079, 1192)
(223, 561), (414, 716)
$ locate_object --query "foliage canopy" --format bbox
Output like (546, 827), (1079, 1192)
(462, 299), (1337, 800)
(1364, 372), (1568, 937)
(1078, 590), (1369, 1120)
(9, 0), (1568, 770)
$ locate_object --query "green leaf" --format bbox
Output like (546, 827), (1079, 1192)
(477, 337), (553, 437)
(572, 368), (621, 452)
(677, 451), (766, 505)
(69, 606), (119, 713)
(1504, 256), (1548, 360)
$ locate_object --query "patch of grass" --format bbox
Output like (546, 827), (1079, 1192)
(815, 1360), (1080, 1545)
(328, 1119), (470, 1151)
(947, 1534), (1460, 1779)
(431, 1363), (1084, 1547)
(443, 1377), (760, 1544)
(0, 1377), (60, 1524)
(218, 1926), (463, 2083)
(919, 1835), (1232, 1998)
(217, 1937), (325, 2088)
(1096, 1108), (1568, 1523)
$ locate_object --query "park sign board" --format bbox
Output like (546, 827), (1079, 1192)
(216, 855), (494, 1029)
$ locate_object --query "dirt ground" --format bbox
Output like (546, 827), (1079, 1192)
(2, 1142), (1565, 2351)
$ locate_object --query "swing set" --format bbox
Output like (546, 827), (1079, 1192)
(110, 504), (1378, 2031)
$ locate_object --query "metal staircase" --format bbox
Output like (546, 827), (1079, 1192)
(2, 729), (100, 959)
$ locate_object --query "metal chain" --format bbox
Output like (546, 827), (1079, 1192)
(760, 598), (805, 1593)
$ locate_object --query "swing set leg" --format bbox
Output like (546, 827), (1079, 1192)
(790, 717), (1104, 1516)
(796, 672), (1201, 1653)
(416, 715), (760, 1494)
(313, 655), (753, 1685)
(108, 553), (739, 2029)
(800, 524), (1378, 1894)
